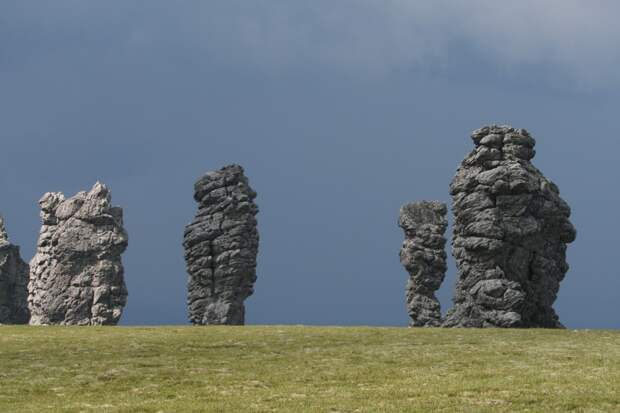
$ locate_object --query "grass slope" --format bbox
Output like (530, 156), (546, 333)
(0, 326), (619, 412)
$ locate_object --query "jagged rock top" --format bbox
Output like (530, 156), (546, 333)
(192, 164), (257, 208)
(464, 125), (537, 166)
(39, 181), (125, 227)
(399, 201), (447, 243)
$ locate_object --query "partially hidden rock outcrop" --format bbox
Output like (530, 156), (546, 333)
(398, 201), (447, 327)
(443, 125), (576, 328)
(184, 165), (259, 325)
(28, 182), (129, 325)
(0, 216), (29, 324)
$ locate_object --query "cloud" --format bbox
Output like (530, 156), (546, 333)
(183, 0), (620, 89)
(451, 0), (620, 89)
(3, 1), (620, 89)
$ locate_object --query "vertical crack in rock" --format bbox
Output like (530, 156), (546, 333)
(28, 182), (129, 325)
(443, 125), (576, 328)
(0, 216), (29, 324)
(184, 164), (259, 325)
(399, 201), (447, 327)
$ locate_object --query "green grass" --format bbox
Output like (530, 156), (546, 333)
(0, 326), (619, 412)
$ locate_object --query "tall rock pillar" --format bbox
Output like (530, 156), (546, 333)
(28, 182), (129, 325)
(399, 201), (448, 327)
(184, 165), (259, 325)
(443, 125), (576, 328)
(0, 216), (29, 324)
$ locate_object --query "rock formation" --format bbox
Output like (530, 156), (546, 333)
(184, 164), (259, 325)
(28, 182), (128, 325)
(0, 216), (29, 324)
(398, 201), (447, 327)
(443, 125), (576, 328)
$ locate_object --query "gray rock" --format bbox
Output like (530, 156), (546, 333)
(399, 201), (447, 327)
(184, 164), (259, 325)
(28, 182), (128, 325)
(0, 216), (7, 241)
(443, 125), (576, 328)
(0, 216), (29, 324)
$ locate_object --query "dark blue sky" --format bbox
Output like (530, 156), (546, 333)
(1, 1), (618, 328)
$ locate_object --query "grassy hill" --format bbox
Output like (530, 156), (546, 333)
(0, 326), (618, 412)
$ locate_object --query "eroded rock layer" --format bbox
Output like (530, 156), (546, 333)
(443, 125), (576, 328)
(184, 165), (259, 325)
(28, 182), (128, 325)
(0, 216), (29, 324)
(399, 201), (447, 327)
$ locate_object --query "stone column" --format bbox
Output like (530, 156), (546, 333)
(0, 216), (29, 324)
(184, 164), (259, 325)
(399, 201), (447, 327)
(443, 125), (576, 328)
(28, 182), (128, 325)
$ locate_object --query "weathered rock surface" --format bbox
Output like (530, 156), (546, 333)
(184, 165), (259, 325)
(443, 125), (576, 328)
(399, 201), (447, 327)
(28, 182), (128, 325)
(0, 216), (29, 324)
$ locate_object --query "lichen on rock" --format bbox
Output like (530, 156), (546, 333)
(28, 182), (128, 325)
(184, 164), (259, 325)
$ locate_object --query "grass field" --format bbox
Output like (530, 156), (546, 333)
(0, 326), (619, 412)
